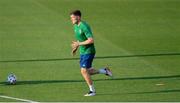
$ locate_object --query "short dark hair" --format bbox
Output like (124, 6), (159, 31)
(70, 10), (81, 17)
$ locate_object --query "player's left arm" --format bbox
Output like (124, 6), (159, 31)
(72, 38), (93, 49)
(73, 26), (94, 47)
(73, 37), (94, 46)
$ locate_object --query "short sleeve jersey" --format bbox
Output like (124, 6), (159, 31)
(74, 21), (96, 55)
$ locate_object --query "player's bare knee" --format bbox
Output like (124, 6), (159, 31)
(81, 68), (87, 74)
(88, 69), (93, 74)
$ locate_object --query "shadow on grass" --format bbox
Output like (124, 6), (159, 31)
(0, 93), (5, 95)
(95, 74), (180, 81)
(0, 74), (179, 86)
(0, 79), (84, 86)
(0, 52), (180, 63)
(98, 89), (180, 96)
(128, 89), (180, 94)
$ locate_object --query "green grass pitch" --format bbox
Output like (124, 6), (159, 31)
(0, 0), (180, 102)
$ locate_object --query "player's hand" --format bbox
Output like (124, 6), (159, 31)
(71, 41), (79, 56)
(71, 46), (78, 56)
(71, 41), (79, 48)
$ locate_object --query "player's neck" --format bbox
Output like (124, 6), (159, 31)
(77, 20), (81, 26)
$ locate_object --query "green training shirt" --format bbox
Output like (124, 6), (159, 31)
(74, 21), (96, 55)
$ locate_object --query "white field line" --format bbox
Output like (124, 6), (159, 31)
(0, 95), (39, 103)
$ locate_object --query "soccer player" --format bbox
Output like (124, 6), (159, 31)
(70, 10), (112, 96)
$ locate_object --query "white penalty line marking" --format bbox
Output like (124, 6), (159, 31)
(0, 95), (39, 103)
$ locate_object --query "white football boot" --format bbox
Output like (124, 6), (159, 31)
(84, 91), (96, 96)
(105, 67), (113, 77)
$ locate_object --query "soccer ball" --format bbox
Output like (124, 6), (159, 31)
(7, 74), (17, 85)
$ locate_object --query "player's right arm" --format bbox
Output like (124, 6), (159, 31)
(71, 40), (79, 56)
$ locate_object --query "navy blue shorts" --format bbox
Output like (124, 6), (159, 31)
(80, 54), (95, 69)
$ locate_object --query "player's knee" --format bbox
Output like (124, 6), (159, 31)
(88, 69), (93, 74)
(81, 68), (88, 74)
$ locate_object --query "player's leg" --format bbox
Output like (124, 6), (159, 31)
(81, 68), (93, 86)
(88, 67), (113, 77)
(84, 53), (112, 76)
(88, 68), (98, 75)
(81, 68), (95, 96)
(80, 54), (96, 96)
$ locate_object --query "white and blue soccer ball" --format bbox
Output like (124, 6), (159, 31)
(7, 74), (17, 84)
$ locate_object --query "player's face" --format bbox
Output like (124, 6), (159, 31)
(70, 15), (79, 25)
